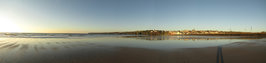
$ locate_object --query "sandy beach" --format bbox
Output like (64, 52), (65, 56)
(0, 35), (266, 63)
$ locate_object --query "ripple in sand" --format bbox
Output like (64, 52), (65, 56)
(8, 44), (20, 49)
(0, 42), (8, 46)
(0, 42), (17, 49)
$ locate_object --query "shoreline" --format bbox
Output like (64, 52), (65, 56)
(87, 30), (266, 37)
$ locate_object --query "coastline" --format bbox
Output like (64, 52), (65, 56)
(88, 30), (266, 37)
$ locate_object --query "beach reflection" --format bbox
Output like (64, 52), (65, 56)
(0, 35), (265, 63)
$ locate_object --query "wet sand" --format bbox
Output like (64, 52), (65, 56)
(1, 43), (265, 63)
(73, 45), (266, 63)
(0, 37), (266, 63)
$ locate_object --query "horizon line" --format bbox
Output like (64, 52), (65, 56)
(1, 29), (265, 33)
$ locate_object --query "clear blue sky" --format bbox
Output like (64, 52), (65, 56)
(0, 0), (265, 33)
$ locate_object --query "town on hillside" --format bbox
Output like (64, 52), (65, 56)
(89, 30), (266, 36)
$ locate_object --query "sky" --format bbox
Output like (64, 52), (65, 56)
(0, 0), (265, 33)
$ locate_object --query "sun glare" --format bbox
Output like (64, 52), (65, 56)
(0, 15), (23, 32)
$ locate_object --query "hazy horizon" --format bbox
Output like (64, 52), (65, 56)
(0, 0), (265, 33)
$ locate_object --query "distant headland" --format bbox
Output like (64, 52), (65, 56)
(88, 30), (266, 36)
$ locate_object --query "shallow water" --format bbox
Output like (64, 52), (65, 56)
(0, 33), (266, 63)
